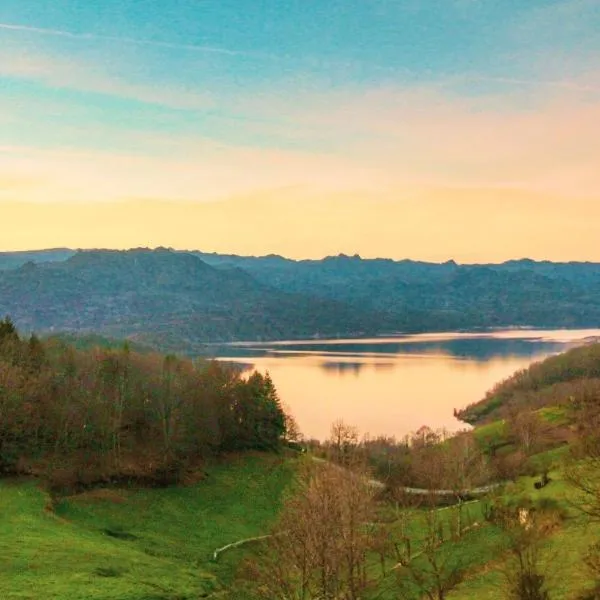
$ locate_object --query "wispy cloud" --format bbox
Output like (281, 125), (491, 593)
(0, 21), (272, 59)
(0, 139), (393, 205)
(2, 5), (599, 203)
(450, 74), (599, 94)
(0, 50), (214, 110)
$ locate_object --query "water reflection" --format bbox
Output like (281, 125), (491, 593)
(213, 335), (570, 362)
(320, 361), (365, 376)
(213, 329), (600, 440)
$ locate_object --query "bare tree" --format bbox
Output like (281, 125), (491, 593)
(489, 502), (553, 600)
(282, 402), (303, 444)
(505, 409), (544, 456)
(566, 403), (600, 519)
(249, 459), (376, 600)
(442, 433), (489, 538)
(328, 420), (360, 466)
(395, 496), (466, 600)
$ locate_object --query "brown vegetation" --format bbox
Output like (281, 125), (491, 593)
(0, 318), (288, 492)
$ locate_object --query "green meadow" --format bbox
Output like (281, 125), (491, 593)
(2, 449), (599, 599)
(0, 454), (295, 600)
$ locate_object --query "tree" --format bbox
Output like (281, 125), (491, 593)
(505, 409), (544, 456)
(491, 502), (552, 600)
(0, 323), (292, 488)
(395, 495), (467, 600)
(581, 542), (600, 599)
(565, 389), (600, 595)
(229, 371), (286, 451)
(250, 460), (376, 599)
(394, 482), (474, 600)
(483, 495), (562, 599)
(329, 420), (360, 466)
(282, 402), (302, 444)
(0, 316), (17, 342)
(442, 433), (489, 538)
(506, 543), (550, 600)
(26, 334), (46, 372)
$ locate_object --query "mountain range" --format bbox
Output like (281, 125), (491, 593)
(1, 248), (599, 350)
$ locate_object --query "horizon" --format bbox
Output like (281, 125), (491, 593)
(1, 1), (599, 260)
(1, 244), (599, 267)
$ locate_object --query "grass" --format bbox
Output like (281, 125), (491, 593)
(447, 513), (598, 599)
(447, 467), (600, 599)
(2, 442), (598, 600)
(0, 453), (297, 600)
(473, 419), (508, 451)
(367, 506), (506, 600)
(366, 466), (599, 599)
(473, 405), (571, 454)
(367, 442), (598, 599)
(538, 405), (570, 426)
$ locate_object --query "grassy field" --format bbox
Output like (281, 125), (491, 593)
(366, 465), (599, 599)
(367, 450), (599, 599)
(0, 453), (296, 600)
(2, 444), (598, 599)
(473, 404), (572, 455)
(447, 468), (600, 599)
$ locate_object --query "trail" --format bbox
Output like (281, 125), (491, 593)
(212, 456), (500, 562)
(212, 534), (274, 561)
(311, 455), (502, 496)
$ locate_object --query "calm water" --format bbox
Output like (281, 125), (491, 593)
(213, 329), (600, 441)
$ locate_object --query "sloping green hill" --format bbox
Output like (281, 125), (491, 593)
(457, 343), (600, 425)
(0, 454), (295, 600)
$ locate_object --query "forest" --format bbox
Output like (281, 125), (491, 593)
(0, 317), (288, 490)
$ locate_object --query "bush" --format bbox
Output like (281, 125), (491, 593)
(94, 566), (127, 578)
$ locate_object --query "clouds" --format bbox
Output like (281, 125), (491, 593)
(0, 21), (264, 58)
(0, 1), (599, 259)
(0, 48), (215, 110)
(2, 50), (599, 203)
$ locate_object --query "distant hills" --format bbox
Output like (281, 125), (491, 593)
(0, 248), (75, 271)
(1, 248), (599, 350)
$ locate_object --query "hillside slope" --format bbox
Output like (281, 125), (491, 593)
(0, 249), (403, 347)
(0, 454), (295, 600)
(195, 252), (600, 329)
(0, 248), (75, 270)
(2, 248), (600, 344)
(457, 342), (600, 424)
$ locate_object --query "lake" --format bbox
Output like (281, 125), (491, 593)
(212, 329), (600, 441)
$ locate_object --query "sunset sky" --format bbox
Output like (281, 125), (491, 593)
(1, 0), (599, 261)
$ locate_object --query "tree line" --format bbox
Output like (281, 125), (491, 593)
(0, 318), (288, 490)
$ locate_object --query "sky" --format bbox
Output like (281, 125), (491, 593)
(1, 0), (599, 262)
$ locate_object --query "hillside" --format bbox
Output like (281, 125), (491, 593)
(0, 319), (294, 489)
(2, 324), (599, 598)
(195, 252), (600, 330)
(457, 342), (600, 425)
(2, 248), (600, 344)
(0, 248), (75, 270)
(0, 249), (403, 347)
(0, 453), (295, 600)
